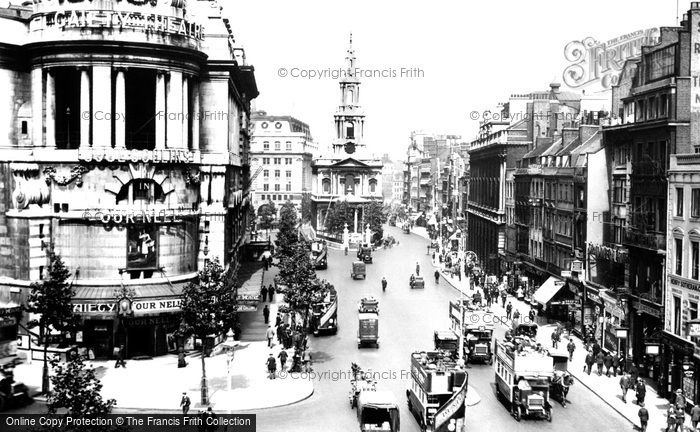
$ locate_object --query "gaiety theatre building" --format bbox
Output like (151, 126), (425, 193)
(0, 0), (258, 359)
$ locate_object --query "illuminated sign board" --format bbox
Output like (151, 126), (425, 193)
(73, 299), (181, 315)
(31, 9), (203, 41)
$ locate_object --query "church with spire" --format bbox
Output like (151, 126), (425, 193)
(310, 34), (383, 238)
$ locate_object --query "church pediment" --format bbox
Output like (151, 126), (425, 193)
(330, 157), (371, 168)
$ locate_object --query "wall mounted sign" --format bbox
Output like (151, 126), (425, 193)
(78, 148), (197, 164)
(31, 9), (203, 40)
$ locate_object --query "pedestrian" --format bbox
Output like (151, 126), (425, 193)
(263, 304), (270, 324)
(203, 407), (217, 432)
(275, 313), (282, 327)
(381, 277), (387, 292)
(278, 349), (288, 371)
(667, 406), (677, 432)
(620, 373), (630, 403)
(604, 352), (614, 377)
(276, 323), (284, 344)
(266, 353), (277, 379)
(268, 285), (275, 302)
(506, 302), (512, 320)
(691, 402), (700, 431)
(434, 269), (440, 284)
(611, 353), (619, 377)
(416, 262), (420, 276)
(585, 350), (594, 375)
(636, 378), (646, 405)
(676, 406), (686, 432)
(263, 257), (269, 271)
(114, 344), (126, 368)
(638, 402), (649, 432)
(528, 308), (536, 324)
(512, 309), (520, 324)
(344, 246), (348, 256)
(261, 285), (268, 303)
(303, 349), (312, 373)
(592, 341), (601, 357)
(266, 325), (275, 348)
(630, 363), (640, 383)
(551, 330), (559, 349)
(501, 291), (507, 308)
(595, 351), (605, 376)
(180, 392), (191, 415)
(567, 339), (576, 362)
(676, 389), (687, 410)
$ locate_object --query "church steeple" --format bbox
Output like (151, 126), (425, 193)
(333, 33), (365, 156)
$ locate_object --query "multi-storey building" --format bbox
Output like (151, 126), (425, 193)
(602, 20), (695, 391)
(0, 0), (258, 359)
(249, 112), (316, 215)
(311, 36), (382, 236)
(658, 3), (700, 403)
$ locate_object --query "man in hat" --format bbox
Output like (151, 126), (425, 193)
(620, 373), (630, 403)
(636, 378), (647, 405)
(675, 389), (687, 410)
(180, 392), (191, 415)
(266, 353), (277, 379)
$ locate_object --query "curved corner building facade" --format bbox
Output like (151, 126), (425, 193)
(0, 0), (258, 358)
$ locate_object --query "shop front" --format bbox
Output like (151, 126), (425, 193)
(533, 275), (576, 323)
(600, 290), (628, 355)
(661, 330), (696, 403)
(73, 280), (189, 359)
(630, 297), (664, 381)
(0, 303), (22, 366)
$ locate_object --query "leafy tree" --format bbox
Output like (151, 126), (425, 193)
(278, 242), (331, 329)
(363, 200), (388, 242)
(276, 201), (299, 258)
(178, 258), (237, 405)
(258, 200), (277, 231)
(47, 352), (116, 416)
(26, 253), (79, 394)
(301, 192), (313, 223)
(324, 200), (354, 237)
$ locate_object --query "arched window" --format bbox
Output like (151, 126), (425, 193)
(369, 179), (377, 194)
(345, 121), (355, 139)
(116, 179), (164, 205)
(322, 178), (331, 194)
(346, 88), (354, 105)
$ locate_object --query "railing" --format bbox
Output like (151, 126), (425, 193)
(624, 230), (666, 251)
(631, 161), (665, 177)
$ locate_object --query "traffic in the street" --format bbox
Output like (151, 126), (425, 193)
(248, 225), (631, 432)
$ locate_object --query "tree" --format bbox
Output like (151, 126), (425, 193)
(26, 253), (79, 394)
(363, 200), (388, 242)
(276, 201), (299, 258)
(301, 192), (313, 223)
(258, 200), (277, 232)
(324, 201), (354, 237)
(178, 258), (237, 405)
(47, 352), (115, 416)
(277, 242), (330, 329)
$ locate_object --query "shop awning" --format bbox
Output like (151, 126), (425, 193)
(73, 280), (190, 300)
(533, 276), (566, 307)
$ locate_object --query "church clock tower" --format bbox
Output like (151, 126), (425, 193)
(333, 34), (366, 156)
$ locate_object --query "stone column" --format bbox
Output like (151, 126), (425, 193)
(92, 65), (112, 147)
(182, 76), (190, 149)
(167, 70), (183, 148)
(191, 79), (200, 151)
(114, 68), (126, 149)
(155, 71), (167, 149)
(45, 69), (55, 148)
(354, 209), (358, 233)
(80, 68), (91, 148)
(31, 67), (43, 147)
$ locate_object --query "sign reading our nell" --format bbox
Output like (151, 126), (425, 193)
(73, 299), (181, 314)
(31, 9), (204, 41)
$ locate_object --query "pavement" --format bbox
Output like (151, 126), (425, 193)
(413, 224), (687, 432)
(15, 260), (313, 412)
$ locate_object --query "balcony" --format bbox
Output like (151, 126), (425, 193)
(623, 229), (666, 251)
(631, 161), (665, 177)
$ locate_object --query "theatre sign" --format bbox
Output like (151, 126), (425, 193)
(30, 9), (204, 41)
(73, 299), (182, 315)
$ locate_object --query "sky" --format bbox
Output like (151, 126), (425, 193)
(227, 0), (686, 160)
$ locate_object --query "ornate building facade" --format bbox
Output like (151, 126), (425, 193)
(311, 36), (382, 237)
(0, 0), (258, 359)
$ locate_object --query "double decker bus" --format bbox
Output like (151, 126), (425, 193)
(310, 240), (328, 269)
(407, 351), (468, 431)
(310, 286), (337, 335)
